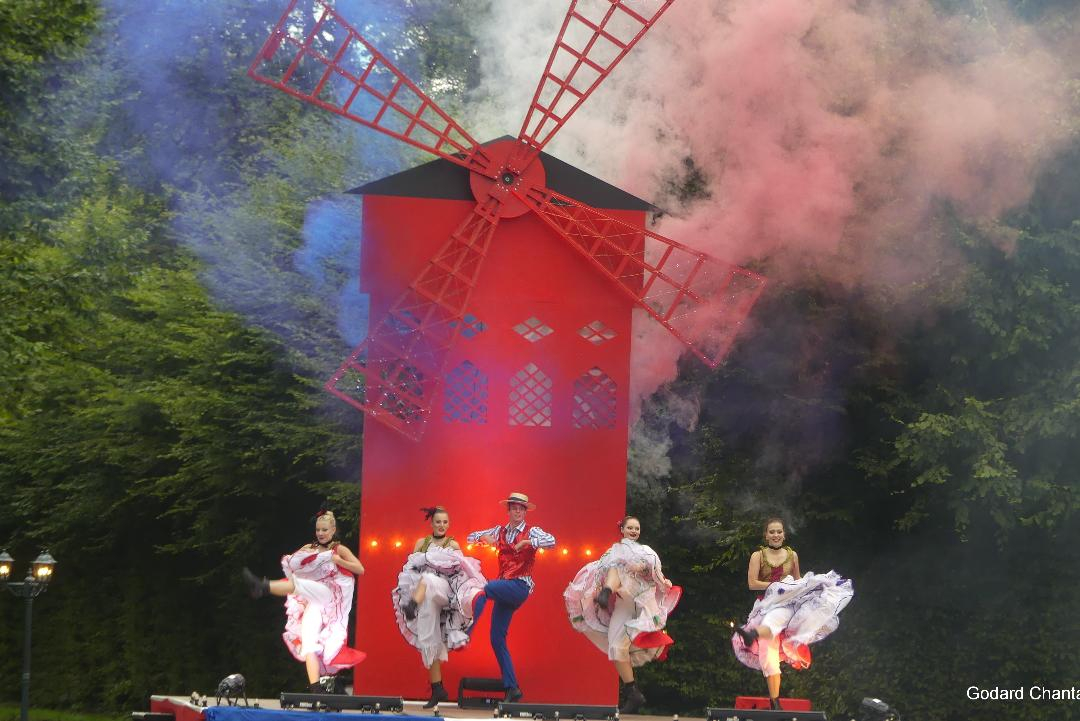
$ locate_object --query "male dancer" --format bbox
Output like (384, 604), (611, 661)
(467, 492), (556, 702)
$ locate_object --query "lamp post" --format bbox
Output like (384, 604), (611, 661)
(1, 549), (57, 721)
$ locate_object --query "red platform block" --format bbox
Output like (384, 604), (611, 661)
(735, 696), (813, 711)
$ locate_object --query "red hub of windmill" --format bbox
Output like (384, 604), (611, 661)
(250, 0), (767, 704)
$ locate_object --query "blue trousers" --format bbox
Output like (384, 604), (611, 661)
(471, 578), (530, 690)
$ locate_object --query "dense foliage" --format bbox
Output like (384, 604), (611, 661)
(1, 1), (1077, 720)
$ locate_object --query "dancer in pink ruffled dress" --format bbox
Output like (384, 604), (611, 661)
(732, 518), (853, 710)
(243, 510), (366, 692)
(564, 516), (681, 714)
(392, 506), (487, 708)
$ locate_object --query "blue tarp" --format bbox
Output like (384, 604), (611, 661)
(205, 707), (432, 721)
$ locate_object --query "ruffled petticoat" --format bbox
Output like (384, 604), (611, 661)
(731, 570), (853, 673)
(564, 539), (681, 667)
(281, 548), (365, 675)
(391, 546), (487, 668)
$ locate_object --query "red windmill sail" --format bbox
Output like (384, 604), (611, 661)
(249, 0), (766, 441)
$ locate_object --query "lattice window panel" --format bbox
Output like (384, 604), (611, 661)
(509, 363), (553, 427)
(573, 367), (617, 429)
(444, 361), (488, 424)
(578, 320), (617, 345)
(449, 313), (487, 340)
(513, 316), (554, 343)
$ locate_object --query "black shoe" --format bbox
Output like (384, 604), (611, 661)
(308, 682), (323, 694)
(503, 687), (523, 703)
(619, 685), (646, 714)
(595, 587), (612, 609)
(735, 624), (758, 648)
(403, 599), (419, 621)
(423, 682), (449, 709)
(770, 697), (782, 710)
(242, 567), (268, 599)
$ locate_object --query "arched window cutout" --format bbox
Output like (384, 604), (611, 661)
(444, 360), (488, 424)
(509, 363), (553, 427)
(573, 366), (617, 429)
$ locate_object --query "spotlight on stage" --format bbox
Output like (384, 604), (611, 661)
(215, 674), (248, 707)
(859, 697), (900, 721)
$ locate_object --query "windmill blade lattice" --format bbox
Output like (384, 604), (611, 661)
(520, 186), (766, 368)
(326, 199), (501, 440)
(249, 0), (494, 176)
(517, 0), (676, 157)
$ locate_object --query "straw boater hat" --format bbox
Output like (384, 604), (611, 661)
(498, 492), (536, 510)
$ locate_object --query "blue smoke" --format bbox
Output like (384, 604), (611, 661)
(295, 195), (369, 346)
(98, 0), (428, 364)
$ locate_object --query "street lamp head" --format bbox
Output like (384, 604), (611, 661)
(31, 550), (56, 584)
(0, 550), (12, 583)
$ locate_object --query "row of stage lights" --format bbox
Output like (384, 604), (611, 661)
(364, 539), (599, 558)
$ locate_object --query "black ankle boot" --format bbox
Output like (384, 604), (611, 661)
(770, 697), (782, 710)
(242, 567), (269, 599)
(595, 587), (612, 609)
(423, 681), (449, 709)
(308, 682), (323, 694)
(403, 599), (419, 621)
(735, 624), (758, 648)
(619, 682), (645, 714)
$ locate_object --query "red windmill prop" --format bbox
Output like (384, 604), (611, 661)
(249, 0), (766, 442)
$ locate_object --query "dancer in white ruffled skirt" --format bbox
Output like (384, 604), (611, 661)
(243, 510), (366, 692)
(732, 518), (853, 711)
(564, 516), (680, 714)
(392, 506), (487, 708)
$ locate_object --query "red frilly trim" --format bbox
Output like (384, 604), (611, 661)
(329, 647), (367, 668)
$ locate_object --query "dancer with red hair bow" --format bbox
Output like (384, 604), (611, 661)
(393, 505), (486, 708)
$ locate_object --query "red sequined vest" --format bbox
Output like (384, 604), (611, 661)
(496, 525), (538, 579)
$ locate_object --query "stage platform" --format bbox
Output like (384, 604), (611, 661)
(149, 696), (703, 721)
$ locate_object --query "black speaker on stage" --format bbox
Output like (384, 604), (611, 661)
(458, 676), (504, 708)
(706, 708), (828, 721)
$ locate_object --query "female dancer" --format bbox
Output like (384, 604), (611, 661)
(733, 517), (853, 710)
(564, 516), (680, 714)
(243, 510), (366, 692)
(393, 506), (487, 708)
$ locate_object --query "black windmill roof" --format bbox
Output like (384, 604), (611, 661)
(349, 136), (653, 211)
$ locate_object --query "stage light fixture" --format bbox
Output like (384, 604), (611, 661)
(497, 702), (617, 720)
(215, 673), (248, 707)
(280, 692), (403, 713)
(859, 697), (900, 721)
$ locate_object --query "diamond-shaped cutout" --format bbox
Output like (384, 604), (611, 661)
(578, 320), (617, 345)
(513, 316), (554, 343)
(509, 363), (552, 427)
(450, 313), (487, 340)
(573, 366), (617, 429)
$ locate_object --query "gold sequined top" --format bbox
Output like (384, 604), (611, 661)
(758, 545), (795, 583)
(419, 535), (455, 552)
